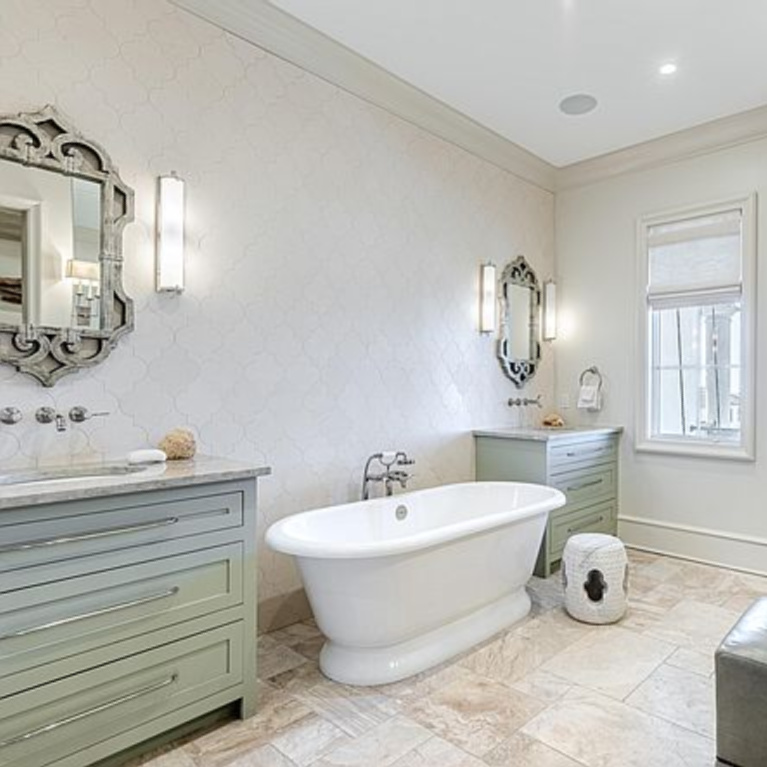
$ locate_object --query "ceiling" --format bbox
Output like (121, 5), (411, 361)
(268, 0), (767, 167)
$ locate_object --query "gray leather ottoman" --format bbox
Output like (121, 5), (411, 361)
(716, 597), (767, 767)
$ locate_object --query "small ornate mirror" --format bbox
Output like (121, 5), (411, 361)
(497, 255), (541, 387)
(0, 105), (134, 385)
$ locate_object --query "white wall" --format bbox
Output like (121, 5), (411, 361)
(556, 137), (767, 574)
(0, 1), (555, 613)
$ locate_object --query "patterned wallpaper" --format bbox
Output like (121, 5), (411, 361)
(0, 0), (555, 603)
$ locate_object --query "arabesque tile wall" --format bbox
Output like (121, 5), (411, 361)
(0, 0), (554, 604)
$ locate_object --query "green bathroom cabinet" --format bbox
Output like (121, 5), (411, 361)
(0, 469), (264, 767)
(474, 428), (621, 577)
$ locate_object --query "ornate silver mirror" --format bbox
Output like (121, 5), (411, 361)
(497, 255), (541, 387)
(0, 105), (134, 385)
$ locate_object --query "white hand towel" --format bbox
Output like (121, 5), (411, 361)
(577, 385), (601, 411)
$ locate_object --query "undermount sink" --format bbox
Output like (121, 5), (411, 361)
(0, 463), (148, 487)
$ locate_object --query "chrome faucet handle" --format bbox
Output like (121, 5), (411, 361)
(35, 406), (57, 424)
(394, 451), (415, 466)
(0, 407), (22, 425)
(68, 406), (110, 423)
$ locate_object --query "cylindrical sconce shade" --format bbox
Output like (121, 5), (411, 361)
(480, 262), (496, 334)
(156, 173), (185, 293)
(543, 279), (557, 340)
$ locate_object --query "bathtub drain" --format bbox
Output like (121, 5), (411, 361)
(395, 505), (408, 521)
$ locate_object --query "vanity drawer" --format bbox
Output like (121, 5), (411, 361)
(0, 543), (243, 679)
(549, 438), (617, 474)
(0, 624), (243, 767)
(550, 464), (616, 508)
(0, 489), (243, 573)
(549, 500), (617, 558)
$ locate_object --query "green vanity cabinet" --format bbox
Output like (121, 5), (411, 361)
(474, 427), (621, 577)
(0, 459), (268, 767)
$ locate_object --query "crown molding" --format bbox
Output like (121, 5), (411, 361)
(557, 104), (767, 190)
(170, 0), (557, 192)
(172, 1), (767, 195)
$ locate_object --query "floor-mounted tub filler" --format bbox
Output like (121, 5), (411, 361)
(266, 481), (565, 685)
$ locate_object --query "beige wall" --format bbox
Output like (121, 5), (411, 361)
(556, 137), (767, 574)
(0, 0), (555, 605)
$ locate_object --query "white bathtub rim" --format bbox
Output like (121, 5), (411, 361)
(318, 587), (532, 686)
(266, 481), (565, 560)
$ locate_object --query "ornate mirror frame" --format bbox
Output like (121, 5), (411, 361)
(497, 255), (542, 388)
(0, 105), (134, 386)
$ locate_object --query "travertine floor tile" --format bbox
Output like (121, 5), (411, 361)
(313, 715), (431, 766)
(269, 714), (351, 765)
(391, 735), (486, 766)
(184, 687), (312, 766)
(460, 609), (592, 686)
(625, 663), (715, 738)
(405, 673), (545, 756)
(541, 626), (675, 700)
(129, 552), (748, 767)
(295, 680), (400, 737)
(483, 731), (585, 767)
(509, 669), (573, 704)
(665, 646), (715, 678)
(222, 744), (298, 767)
(643, 600), (739, 654)
(258, 637), (310, 680)
(521, 686), (715, 767)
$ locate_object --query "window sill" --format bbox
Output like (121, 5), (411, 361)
(635, 438), (755, 462)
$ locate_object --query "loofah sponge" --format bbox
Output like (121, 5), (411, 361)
(542, 412), (565, 428)
(158, 428), (197, 460)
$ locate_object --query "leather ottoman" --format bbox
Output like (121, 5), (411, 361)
(716, 597), (767, 767)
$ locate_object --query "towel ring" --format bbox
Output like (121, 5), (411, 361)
(579, 365), (603, 394)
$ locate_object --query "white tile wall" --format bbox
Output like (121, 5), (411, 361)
(0, 0), (554, 602)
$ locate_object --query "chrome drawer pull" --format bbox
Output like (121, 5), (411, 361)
(565, 447), (607, 457)
(567, 515), (605, 534)
(0, 586), (180, 641)
(0, 673), (177, 749)
(0, 516), (179, 554)
(566, 478), (603, 492)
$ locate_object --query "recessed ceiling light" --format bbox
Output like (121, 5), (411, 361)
(659, 62), (678, 76)
(559, 93), (598, 116)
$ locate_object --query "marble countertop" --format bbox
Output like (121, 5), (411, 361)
(473, 425), (623, 442)
(0, 455), (271, 510)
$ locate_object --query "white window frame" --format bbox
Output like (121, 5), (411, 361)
(635, 194), (757, 461)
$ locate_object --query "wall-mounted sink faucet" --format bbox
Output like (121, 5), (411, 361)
(0, 407), (22, 425)
(361, 451), (415, 500)
(68, 406), (110, 423)
(36, 406), (67, 432)
(508, 395), (542, 408)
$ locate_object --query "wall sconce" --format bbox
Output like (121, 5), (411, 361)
(543, 279), (557, 341)
(479, 262), (496, 334)
(66, 259), (99, 282)
(156, 172), (185, 293)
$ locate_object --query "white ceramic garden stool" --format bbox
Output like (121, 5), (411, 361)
(562, 533), (628, 624)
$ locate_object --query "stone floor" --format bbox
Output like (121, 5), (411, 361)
(133, 550), (767, 766)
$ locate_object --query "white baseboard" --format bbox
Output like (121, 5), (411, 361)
(619, 515), (767, 578)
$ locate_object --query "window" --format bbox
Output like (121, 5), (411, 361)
(637, 195), (756, 460)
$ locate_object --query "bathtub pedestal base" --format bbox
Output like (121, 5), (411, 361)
(319, 588), (532, 686)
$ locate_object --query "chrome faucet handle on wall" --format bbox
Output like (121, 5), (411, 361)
(0, 407), (22, 425)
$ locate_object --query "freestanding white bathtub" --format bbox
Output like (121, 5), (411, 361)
(266, 481), (565, 685)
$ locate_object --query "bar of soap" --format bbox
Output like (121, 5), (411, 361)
(127, 449), (167, 465)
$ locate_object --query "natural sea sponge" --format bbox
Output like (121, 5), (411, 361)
(158, 428), (197, 460)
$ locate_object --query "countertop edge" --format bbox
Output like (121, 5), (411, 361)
(0, 459), (271, 511)
(473, 426), (623, 442)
